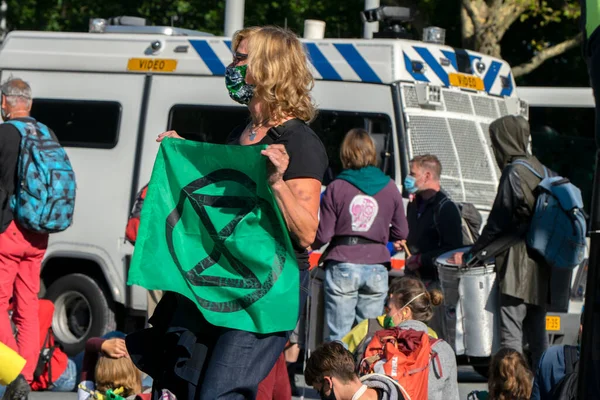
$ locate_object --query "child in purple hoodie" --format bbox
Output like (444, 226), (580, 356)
(313, 128), (409, 342)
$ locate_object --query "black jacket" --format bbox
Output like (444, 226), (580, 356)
(406, 189), (463, 280)
(467, 115), (550, 306)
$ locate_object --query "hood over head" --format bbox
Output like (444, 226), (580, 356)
(489, 115), (531, 169)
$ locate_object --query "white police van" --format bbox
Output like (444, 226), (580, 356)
(0, 16), (528, 355)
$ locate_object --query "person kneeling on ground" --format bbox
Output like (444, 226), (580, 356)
(305, 341), (405, 400)
(342, 276), (459, 400)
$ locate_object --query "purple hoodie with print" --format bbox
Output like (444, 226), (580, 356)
(313, 178), (409, 265)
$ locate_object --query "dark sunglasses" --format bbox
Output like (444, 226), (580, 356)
(233, 52), (248, 64)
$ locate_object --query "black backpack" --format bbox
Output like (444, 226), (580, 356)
(434, 197), (482, 245)
(550, 345), (579, 400)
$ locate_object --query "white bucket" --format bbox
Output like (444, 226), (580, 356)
(304, 20), (326, 39)
(436, 246), (500, 357)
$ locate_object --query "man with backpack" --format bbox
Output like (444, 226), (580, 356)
(395, 154), (468, 280)
(450, 115), (559, 372)
(305, 341), (407, 400)
(394, 154), (467, 338)
(0, 78), (75, 386)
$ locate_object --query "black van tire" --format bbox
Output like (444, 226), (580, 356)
(45, 273), (116, 356)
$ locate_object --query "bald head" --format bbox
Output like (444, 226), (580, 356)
(1, 78), (32, 120)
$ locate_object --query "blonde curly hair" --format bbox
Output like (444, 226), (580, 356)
(488, 348), (533, 400)
(232, 26), (316, 123)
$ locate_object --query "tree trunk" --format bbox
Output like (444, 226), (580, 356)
(475, 24), (502, 59)
(461, 7), (475, 49)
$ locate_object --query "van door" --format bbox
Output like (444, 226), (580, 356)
(4, 70), (146, 352)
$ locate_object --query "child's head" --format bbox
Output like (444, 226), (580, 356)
(95, 355), (142, 398)
(488, 348), (533, 400)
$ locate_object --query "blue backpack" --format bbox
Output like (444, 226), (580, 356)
(6, 120), (76, 233)
(512, 160), (586, 270)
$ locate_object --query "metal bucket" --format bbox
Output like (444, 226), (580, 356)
(436, 246), (500, 357)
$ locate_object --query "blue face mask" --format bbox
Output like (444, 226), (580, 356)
(404, 175), (418, 194)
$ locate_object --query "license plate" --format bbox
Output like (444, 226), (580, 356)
(546, 315), (561, 331)
(127, 58), (178, 73)
(448, 73), (484, 91)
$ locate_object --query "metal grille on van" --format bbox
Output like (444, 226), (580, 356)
(400, 83), (516, 210)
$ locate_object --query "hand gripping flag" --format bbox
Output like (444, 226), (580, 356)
(128, 138), (299, 333)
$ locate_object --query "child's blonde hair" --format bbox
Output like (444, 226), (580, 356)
(95, 356), (142, 398)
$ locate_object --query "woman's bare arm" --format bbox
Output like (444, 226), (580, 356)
(261, 144), (321, 248)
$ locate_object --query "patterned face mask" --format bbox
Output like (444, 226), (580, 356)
(225, 64), (255, 105)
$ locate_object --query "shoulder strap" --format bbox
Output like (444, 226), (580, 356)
(4, 120), (28, 137)
(5, 119), (51, 139)
(434, 195), (460, 245)
(267, 118), (305, 141)
(563, 345), (579, 374)
(429, 338), (444, 379)
(512, 159), (548, 179)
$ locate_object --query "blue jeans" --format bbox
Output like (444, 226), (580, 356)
(198, 269), (309, 399)
(324, 262), (388, 342)
(0, 359), (77, 396)
(51, 358), (77, 392)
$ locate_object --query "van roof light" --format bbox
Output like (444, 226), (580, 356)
(89, 18), (107, 33)
(423, 27), (445, 45)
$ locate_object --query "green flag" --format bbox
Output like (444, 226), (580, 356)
(128, 138), (299, 333)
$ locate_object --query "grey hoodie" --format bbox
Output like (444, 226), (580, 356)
(361, 374), (407, 400)
(399, 320), (459, 400)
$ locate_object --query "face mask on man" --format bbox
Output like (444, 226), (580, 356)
(225, 64), (255, 105)
(319, 378), (337, 400)
(403, 175), (419, 194)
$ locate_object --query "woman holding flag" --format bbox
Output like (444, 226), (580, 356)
(129, 26), (328, 399)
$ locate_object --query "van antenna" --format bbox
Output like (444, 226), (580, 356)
(171, 15), (179, 27)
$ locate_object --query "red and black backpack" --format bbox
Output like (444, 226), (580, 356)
(125, 184), (149, 245)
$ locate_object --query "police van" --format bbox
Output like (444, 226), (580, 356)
(0, 18), (532, 355)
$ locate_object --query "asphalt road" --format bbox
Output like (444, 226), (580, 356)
(26, 366), (487, 400)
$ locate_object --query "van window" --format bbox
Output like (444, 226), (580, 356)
(529, 106), (594, 210)
(167, 106), (394, 183)
(310, 111), (393, 183)
(168, 105), (249, 144)
(30, 99), (121, 148)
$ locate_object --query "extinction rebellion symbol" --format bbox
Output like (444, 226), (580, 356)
(165, 169), (288, 313)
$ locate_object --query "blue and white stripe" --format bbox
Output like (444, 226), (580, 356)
(401, 45), (514, 97)
(187, 39), (515, 97)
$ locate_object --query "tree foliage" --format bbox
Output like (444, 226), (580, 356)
(458, 0), (582, 78)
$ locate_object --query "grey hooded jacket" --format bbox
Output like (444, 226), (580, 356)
(467, 115), (551, 306)
(399, 320), (459, 400)
(361, 374), (407, 400)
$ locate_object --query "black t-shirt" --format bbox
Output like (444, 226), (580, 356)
(0, 117), (58, 233)
(228, 118), (329, 269)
